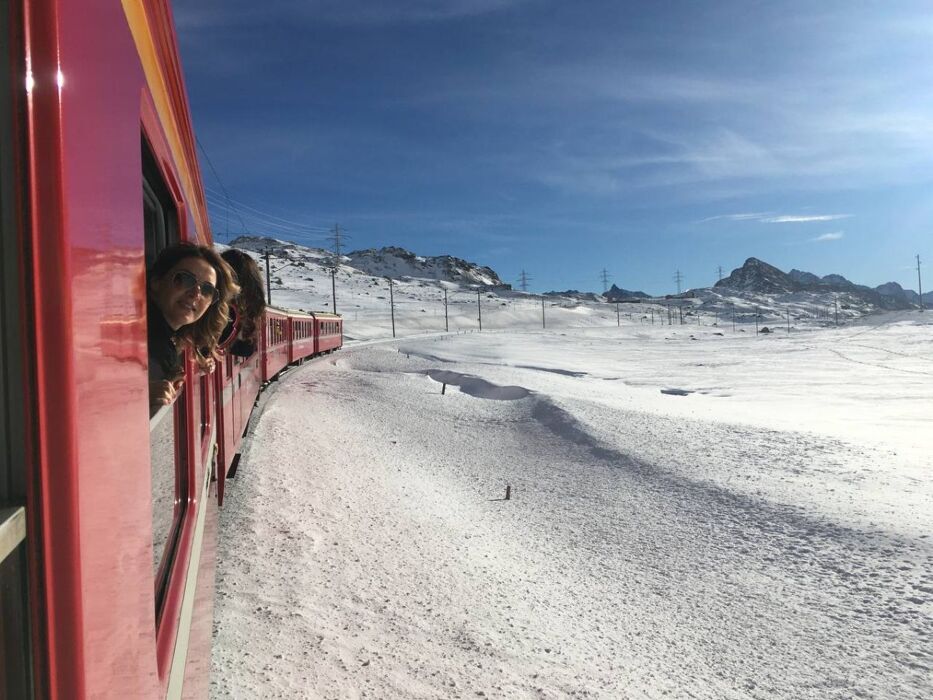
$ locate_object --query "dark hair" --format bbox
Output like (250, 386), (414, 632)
(148, 243), (239, 369)
(221, 248), (266, 345)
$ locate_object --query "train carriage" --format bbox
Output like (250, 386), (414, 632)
(1, 0), (344, 695)
(312, 311), (344, 355)
(260, 307), (290, 383)
(289, 312), (316, 365)
(214, 347), (261, 505)
(0, 0), (225, 696)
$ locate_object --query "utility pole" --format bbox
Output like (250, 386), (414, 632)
(443, 288), (449, 332)
(477, 290), (482, 331)
(673, 270), (683, 295)
(616, 302), (620, 326)
(786, 309), (791, 333)
(264, 248), (272, 304)
(917, 254), (924, 312)
(600, 269), (611, 293)
(731, 303), (736, 333)
(387, 277), (395, 338)
(834, 295), (838, 326)
(518, 270), (531, 292)
(328, 223), (348, 315)
(755, 306), (760, 335)
(541, 297), (546, 329)
(717, 265), (724, 282)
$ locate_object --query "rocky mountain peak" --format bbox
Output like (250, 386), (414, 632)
(715, 257), (798, 294)
(345, 246), (503, 287)
(605, 284), (650, 301)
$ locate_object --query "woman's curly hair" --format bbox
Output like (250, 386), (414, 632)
(221, 248), (267, 345)
(148, 243), (240, 370)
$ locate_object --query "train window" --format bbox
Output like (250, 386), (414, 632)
(149, 400), (185, 588)
(1, 2), (36, 696)
(199, 374), (209, 439)
(142, 136), (187, 618)
(142, 138), (178, 271)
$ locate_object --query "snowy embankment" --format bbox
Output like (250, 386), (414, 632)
(211, 315), (932, 699)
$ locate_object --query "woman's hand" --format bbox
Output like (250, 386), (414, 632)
(149, 379), (184, 411)
(203, 356), (216, 374)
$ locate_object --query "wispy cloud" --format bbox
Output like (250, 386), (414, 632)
(699, 213), (852, 224)
(697, 212), (771, 223)
(811, 231), (845, 242)
(762, 214), (852, 223)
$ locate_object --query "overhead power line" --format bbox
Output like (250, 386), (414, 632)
(204, 186), (332, 232)
(205, 194), (329, 242)
(196, 136), (251, 241)
(204, 193), (330, 234)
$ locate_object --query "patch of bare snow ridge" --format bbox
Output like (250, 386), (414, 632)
(211, 319), (932, 699)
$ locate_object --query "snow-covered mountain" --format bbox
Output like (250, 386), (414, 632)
(716, 258), (798, 294)
(787, 269), (822, 286)
(345, 246), (503, 287)
(876, 282), (933, 306)
(715, 257), (918, 311)
(604, 284), (651, 302)
(221, 237), (925, 340)
(543, 289), (605, 302)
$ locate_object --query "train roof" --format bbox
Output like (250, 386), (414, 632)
(265, 305), (342, 319)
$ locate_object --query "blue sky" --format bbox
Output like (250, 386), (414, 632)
(174, 0), (932, 295)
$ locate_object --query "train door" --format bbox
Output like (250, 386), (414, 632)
(0, 0), (37, 695)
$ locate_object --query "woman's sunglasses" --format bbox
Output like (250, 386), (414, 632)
(172, 270), (219, 303)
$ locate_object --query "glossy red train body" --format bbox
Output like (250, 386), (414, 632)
(0, 1), (341, 697)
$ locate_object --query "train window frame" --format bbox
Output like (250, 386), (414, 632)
(142, 134), (189, 620)
(0, 1), (37, 695)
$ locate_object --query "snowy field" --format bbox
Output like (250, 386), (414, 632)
(210, 312), (932, 699)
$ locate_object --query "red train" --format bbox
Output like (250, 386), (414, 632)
(215, 309), (342, 506)
(0, 1), (341, 697)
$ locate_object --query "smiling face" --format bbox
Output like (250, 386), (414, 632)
(150, 256), (218, 331)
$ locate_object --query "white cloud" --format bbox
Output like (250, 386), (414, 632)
(762, 214), (852, 223)
(698, 213), (852, 225)
(698, 212), (771, 223)
(811, 232), (845, 242)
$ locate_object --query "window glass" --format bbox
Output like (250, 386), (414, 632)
(143, 137), (186, 617)
(1, 2), (34, 694)
(149, 401), (181, 582)
(142, 139), (177, 271)
(199, 374), (209, 439)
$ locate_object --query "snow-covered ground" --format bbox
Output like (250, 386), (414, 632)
(210, 307), (932, 699)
